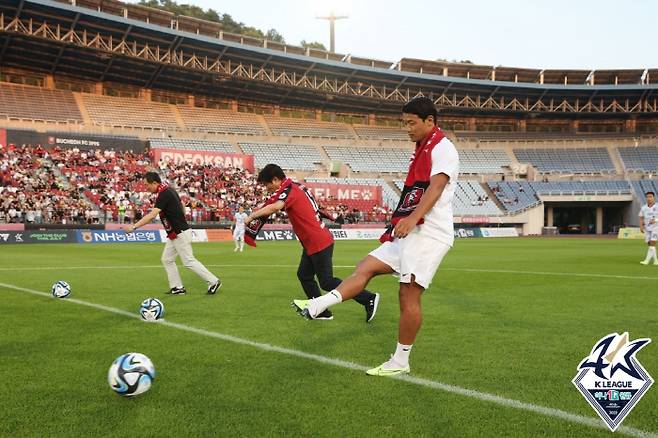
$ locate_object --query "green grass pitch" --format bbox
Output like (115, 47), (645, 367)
(1, 238), (657, 437)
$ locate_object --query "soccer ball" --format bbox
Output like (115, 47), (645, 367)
(51, 281), (71, 298)
(139, 298), (165, 321)
(108, 352), (155, 397)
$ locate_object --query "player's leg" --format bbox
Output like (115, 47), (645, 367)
(233, 229), (239, 251)
(296, 249), (322, 299)
(161, 238), (185, 294)
(367, 235), (450, 376)
(650, 238), (657, 265)
(294, 254), (392, 319)
(174, 229), (221, 293)
(239, 230), (245, 251)
(310, 244), (381, 322)
(641, 231), (654, 264)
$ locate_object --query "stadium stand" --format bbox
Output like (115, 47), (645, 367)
(0, 83), (82, 123)
(513, 148), (615, 173)
(454, 181), (503, 216)
(459, 149), (512, 173)
(489, 180), (632, 213)
(149, 138), (236, 153)
(324, 145), (409, 173)
(238, 142), (323, 171)
(177, 106), (268, 135)
(48, 148), (153, 223)
(81, 94), (180, 130)
(264, 116), (356, 139)
(631, 180), (658, 198)
(617, 146), (658, 172)
(488, 181), (539, 213)
(532, 181), (631, 196)
(0, 145), (97, 224)
(353, 125), (409, 141)
(159, 161), (267, 222)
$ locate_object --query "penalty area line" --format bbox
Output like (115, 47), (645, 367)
(0, 281), (656, 438)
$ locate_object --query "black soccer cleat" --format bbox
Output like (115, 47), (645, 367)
(207, 279), (222, 295)
(167, 287), (187, 295)
(365, 293), (380, 323)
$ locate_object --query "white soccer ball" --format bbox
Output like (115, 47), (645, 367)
(51, 281), (71, 298)
(139, 298), (165, 321)
(108, 352), (155, 397)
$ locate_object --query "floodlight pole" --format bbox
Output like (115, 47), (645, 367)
(316, 12), (348, 53)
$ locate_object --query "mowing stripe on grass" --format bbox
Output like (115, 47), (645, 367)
(1, 281), (656, 438)
(1, 264), (657, 282)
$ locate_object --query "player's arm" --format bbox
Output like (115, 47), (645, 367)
(246, 201), (285, 223)
(639, 214), (644, 233)
(125, 207), (161, 234)
(393, 173), (449, 238)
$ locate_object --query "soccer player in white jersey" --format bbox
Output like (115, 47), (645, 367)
(232, 206), (249, 252)
(639, 191), (658, 265)
(292, 97), (459, 376)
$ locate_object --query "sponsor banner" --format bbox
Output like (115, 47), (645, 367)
(0, 128), (6, 149)
(153, 148), (254, 172)
(206, 229), (233, 242)
(460, 216), (491, 224)
(256, 229), (297, 241)
(0, 230), (77, 244)
(105, 223), (163, 231)
(331, 228), (385, 240)
(77, 230), (162, 244)
(617, 227), (645, 239)
(454, 228), (482, 238)
(6, 130), (146, 152)
(303, 182), (382, 204)
(480, 227), (519, 238)
(158, 229), (208, 242)
(0, 223), (25, 231)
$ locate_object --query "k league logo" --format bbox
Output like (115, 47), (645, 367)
(572, 332), (653, 431)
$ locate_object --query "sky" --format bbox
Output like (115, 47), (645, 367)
(125, 0), (658, 70)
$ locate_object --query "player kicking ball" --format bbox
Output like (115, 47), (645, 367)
(244, 164), (380, 322)
(292, 97), (459, 376)
(639, 191), (658, 265)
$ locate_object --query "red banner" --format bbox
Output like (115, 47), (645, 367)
(153, 148), (254, 172)
(0, 128), (6, 150)
(303, 182), (382, 205)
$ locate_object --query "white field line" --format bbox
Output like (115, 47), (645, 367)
(1, 281), (656, 438)
(0, 264), (656, 282)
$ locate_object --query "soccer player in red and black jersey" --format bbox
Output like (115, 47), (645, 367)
(245, 164), (379, 321)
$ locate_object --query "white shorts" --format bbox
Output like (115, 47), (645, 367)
(233, 228), (245, 240)
(646, 228), (658, 243)
(369, 226), (451, 289)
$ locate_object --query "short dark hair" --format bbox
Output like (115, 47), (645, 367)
(647, 191), (655, 197)
(257, 164), (286, 184)
(402, 97), (438, 124)
(144, 171), (161, 184)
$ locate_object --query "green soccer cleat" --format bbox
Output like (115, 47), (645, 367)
(291, 299), (314, 320)
(640, 260), (649, 265)
(366, 359), (411, 377)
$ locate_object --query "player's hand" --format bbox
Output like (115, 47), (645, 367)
(124, 225), (135, 234)
(393, 217), (415, 239)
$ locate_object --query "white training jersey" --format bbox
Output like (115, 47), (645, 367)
(639, 204), (658, 229)
(421, 137), (460, 247)
(234, 212), (249, 230)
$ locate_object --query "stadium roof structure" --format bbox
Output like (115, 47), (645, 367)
(0, 0), (656, 117)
